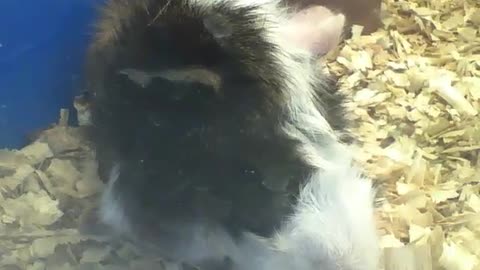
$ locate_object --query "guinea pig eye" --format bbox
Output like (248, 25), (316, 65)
(117, 67), (222, 103)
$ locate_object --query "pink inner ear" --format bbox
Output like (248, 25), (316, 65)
(280, 6), (345, 56)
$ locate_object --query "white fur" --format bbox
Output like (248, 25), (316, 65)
(99, 164), (132, 235)
(272, 149), (379, 270)
(217, 144), (380, 270)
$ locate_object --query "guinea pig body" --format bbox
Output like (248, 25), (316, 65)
(85, 1), (379, 269)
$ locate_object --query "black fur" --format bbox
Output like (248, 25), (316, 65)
(313, 76), (349, 133)
(85, 0), (348, 243)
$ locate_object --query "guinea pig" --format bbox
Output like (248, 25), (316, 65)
(84, 1), (380, 270)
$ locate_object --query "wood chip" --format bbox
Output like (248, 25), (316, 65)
(328, 0), (480, 268)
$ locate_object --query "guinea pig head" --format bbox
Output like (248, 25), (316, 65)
(86, 0), (347, 174)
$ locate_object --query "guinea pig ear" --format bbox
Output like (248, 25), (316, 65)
(279, 6), (346, 56)
(203, 13), (233, 40)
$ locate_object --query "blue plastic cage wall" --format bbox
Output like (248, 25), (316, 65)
(0, 0), (99, 149)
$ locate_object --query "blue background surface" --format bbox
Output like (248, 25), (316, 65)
(0, 0), (100, 149)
